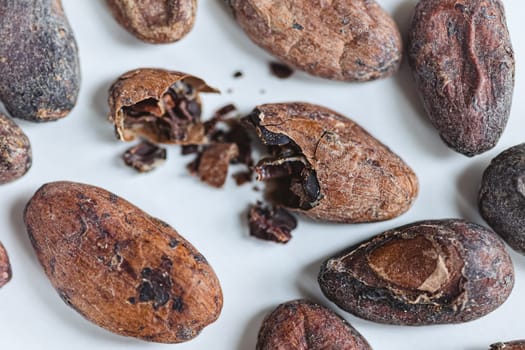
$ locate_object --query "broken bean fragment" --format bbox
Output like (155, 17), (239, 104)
(319, 219), (514, 325)
(107, 0), (197, 44)
(257, 300), (372, 350)
(189, 143), (239, 188)
(108, 68), (218, 145)
(0, 242), (12, 289)
(123, 140), (167, 172)
(244, 102), (418, 223)
(248, 202), (297, 244)
(269, 62), (294, 79)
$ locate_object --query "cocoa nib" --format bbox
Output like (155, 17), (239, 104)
(479, 143), (525, 254)
(269, 62), (294, 79)
(0, 242), (12, 289)
(243, 103), (418, 223)
(408, 0), (514, 156)
(188, 143), (239, 188)
(123, 141), (167, 173)
(108, 68), (219, 145)
(248, 202), (297, 244)
(319, 219), (514, 325)
(257, 300), (372, 350)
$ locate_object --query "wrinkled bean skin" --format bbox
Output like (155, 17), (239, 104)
(0, 241), (12, 289)
(479, 143), (525, 254)
(0, 0), (80, 122)
(24, 181), (223, 343)
(257, 300), (372, 350)
(0, 113), (32, 184)
(491, 341), (525, 350)
(408, 0), (514, 156)
(226, 0), (402, 81)
(107, 0), (197, 43)
(319, 220), (514, 325)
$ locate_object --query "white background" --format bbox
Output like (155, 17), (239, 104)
(0, 0), (524, 349)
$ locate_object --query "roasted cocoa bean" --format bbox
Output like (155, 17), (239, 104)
(0, 0), (80, 122)
(226, 0), (402, 81)
(107, 0), (196, 44)
(0, 241), (12, 289)
(319, 219), (514, 325)
(0, 113), (32, 184)
(479, 143), (525, 254)
(491, 341), (525, 350)
(244, 102), (418, 223)
(108, 68), (218, 145)
(256, 300), (372, 350)
(24, 181), (223, 343)
(408, 0), (514, 156)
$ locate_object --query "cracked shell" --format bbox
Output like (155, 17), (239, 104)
(257, 300), (372, 350)
(0, 113), (32, 184)
(226, 0), (402, 81)
(247, 102), (418, 223)
(24, 181), (223, 343)
(0, 0), (80, 122)
(107, 0), (196, 43)
(318, 219), (514, 325)
(108, 68), (219, 145)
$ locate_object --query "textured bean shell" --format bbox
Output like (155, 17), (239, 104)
(254, 102), (418, 223)
(0, 0), (80, 122)
(479, 143), (525, 254)
(108, 68), (219, 143)
(257, 300), (372, 350)
(0, 241), (12, 289)
(318, 219), (514, 325)
(24, 181), (223, 343)
(107, 0), (196, 43)
(491, 341), (525, 350)
(226, 0), (402, 81)
(0, 113), (32, 184)
(408, 0), (514, 156)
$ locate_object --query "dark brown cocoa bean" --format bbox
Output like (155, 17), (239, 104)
(0, 0), (80, 122)
(491, 341), (525, 350)
(257, 300), (372, 350)
(318, 219), (514, 325)
(408, 0), (514, 156)
(107, 0), (196, 44)
(479, 143), (525, 254)
(244, 102), (418, 223)
(108, 68), (219, 145)
(0, 241), (12, 289)
(226, 0), (402, 81)
(0, 113), (32, 184)
(24, 181), (223, 343)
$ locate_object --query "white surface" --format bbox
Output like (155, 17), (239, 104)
(0, 0), (524, 349)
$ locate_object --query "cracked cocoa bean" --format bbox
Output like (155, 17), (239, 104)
(318, 219), (514, 325)
(24, 181), (223, 343)
(408, 0), (514, 156)
(0, 113), (32, 184)
(244, 102), (418, 223)
(257, 300), (372, 350)
(0, 241), (12, 289)
(479, 143), (525, 254)
(491, 341), (525, 350)
(226, 0), (402, 81)
(108, 68), (218, 145)
(0, 0), (80, 122)
(107, 0), (196, 44)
